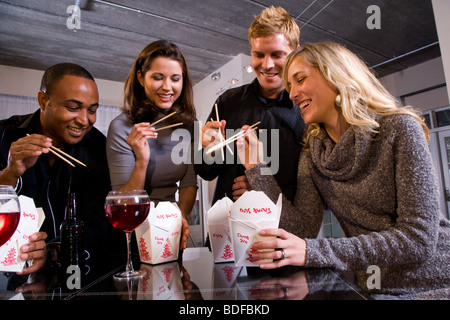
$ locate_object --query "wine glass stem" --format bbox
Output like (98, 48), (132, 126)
(125, 231), (134, 273)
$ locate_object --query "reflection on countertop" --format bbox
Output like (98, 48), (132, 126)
(1, 247), (449, 300)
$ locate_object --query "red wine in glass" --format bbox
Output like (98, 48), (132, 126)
(105, 203), (149, 232)
(0, 211), (20, 247)
(0, 185), (21, 248)
(104, 190), (150, 279)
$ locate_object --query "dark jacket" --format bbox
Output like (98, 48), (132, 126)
(0, 110), (121, 263)
(194, 79), (305, 204)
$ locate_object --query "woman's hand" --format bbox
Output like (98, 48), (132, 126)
(126, 122), (158, 165)
(250, 270), (309, 300)
(178, 186), (197, 250)
(236, 125), (264, 170)
(251, 228), (307, 269)
(180, 218), (190, 250)
(120, 123), (157, 191)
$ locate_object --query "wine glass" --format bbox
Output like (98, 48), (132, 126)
(0, 185), (21, 247)
(104, 190), (150, 279)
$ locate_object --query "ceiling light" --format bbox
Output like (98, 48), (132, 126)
(211, 72), (220, 81)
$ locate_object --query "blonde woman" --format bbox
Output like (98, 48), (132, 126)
(237, 42), (450, 298)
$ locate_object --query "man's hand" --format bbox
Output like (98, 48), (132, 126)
(17, 232), (48, 275)
(0, 134), (52, 186)
(200, 120), (226, 149)
(232, 175), (252, 200)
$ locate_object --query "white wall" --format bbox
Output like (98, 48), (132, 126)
(0, 54), (253, 118)
(193, 53), (253, 123)
(0, 64), (124, 135)
(0, 64), (124, 107)
(380, 57), (448, 110)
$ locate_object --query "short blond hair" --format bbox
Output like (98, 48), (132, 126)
(248, 6), (300, 50)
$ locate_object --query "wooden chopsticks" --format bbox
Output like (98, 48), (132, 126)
(149, 111), (176, 127)
(149, 111), (183, 132)
(126, 111), (183, 139)
(211, 103), (234, 158)
(205, 121), (260, 155)
(214, 103), (225, 161)
(51, 146), (86, 167)
(154, 122), (183, 132)
(26, 134), (86, 168)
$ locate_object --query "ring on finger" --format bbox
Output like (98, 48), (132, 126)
(281, 249), (287, 260)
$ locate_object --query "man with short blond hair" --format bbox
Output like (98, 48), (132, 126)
(195, 6), (305, 212)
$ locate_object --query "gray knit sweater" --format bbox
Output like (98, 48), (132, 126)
(246, 114), (450, 297)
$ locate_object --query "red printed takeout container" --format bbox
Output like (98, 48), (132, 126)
(207, 196), (234, 263)
(135, 201), (182, 265)
(0, 196), (45, 272)
(229, 191), (281, 267)
(138, 262), (184, 300)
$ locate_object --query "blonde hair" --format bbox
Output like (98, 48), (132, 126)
(248, 6), (299, 50)
(283, 42), (429, 144)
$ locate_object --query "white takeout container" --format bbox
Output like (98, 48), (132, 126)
(207, 197), (234, 263)
(211, 263), (245, 299)
(229, 191), (281, 267)
(137, 262), (184, 300)
(0, 196), (45, 272)
(135, 201), (182, 265)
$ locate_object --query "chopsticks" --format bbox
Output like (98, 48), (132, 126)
(211, 103), (234, 158)
(205, 121), (260, 155)
(214, 103), (225, 161)
(149, 111), (176, 127)
(126, 111), (183, 139)
(154, 122), (183, 132)
(149, 111), (183, 132)
(26, 134), (86, 168)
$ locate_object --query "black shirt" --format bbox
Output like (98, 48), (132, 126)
(194, 78), (305, 204)
(0, 110), (122, 262)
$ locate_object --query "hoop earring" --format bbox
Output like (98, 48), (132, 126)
(335, 95), (342, 108)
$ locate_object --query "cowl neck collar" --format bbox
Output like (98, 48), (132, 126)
(309, 125), (377, 181)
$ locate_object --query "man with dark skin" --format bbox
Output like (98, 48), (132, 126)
(0, 63), (114, 275)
